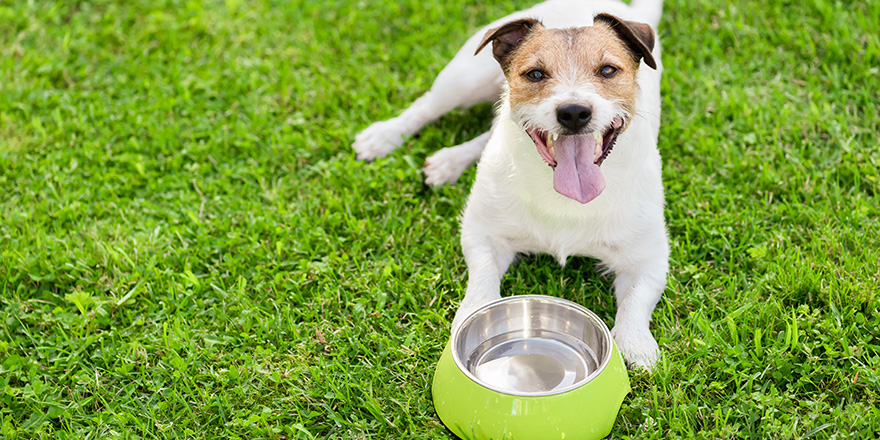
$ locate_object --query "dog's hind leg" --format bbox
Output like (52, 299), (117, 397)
(423, 130), (490, 186)
(353, 43), (504, 161)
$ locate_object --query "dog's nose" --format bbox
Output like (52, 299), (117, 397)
(556, 104), (592, 132)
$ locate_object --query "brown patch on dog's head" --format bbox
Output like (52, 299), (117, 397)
(475, 15), (657, 123)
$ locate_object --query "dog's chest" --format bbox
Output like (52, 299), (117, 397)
(494, 197), (628, 262)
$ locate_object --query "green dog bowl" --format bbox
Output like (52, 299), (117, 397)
(432, 295), (629, 440)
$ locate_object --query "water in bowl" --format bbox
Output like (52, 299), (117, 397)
(465, 329), (600, 394)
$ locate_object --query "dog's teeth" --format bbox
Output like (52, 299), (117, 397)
(593, 131), (603, 160)
(549, 145), (555, 157)
(548, 135), (554, 148)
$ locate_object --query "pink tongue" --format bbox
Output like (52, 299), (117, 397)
(552, 135), (605, 203)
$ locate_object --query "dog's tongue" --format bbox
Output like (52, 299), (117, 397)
(552, 135), (605, 203)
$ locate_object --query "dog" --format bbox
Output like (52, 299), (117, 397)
(354, 0), (668, 370)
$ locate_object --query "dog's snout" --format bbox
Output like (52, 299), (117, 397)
(556, 104), (592, 132)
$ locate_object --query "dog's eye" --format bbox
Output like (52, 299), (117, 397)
(600, 65), (618, 78)
(524, 69), (546, 82)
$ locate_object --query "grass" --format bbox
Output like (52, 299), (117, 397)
(0, 0), (878, 438)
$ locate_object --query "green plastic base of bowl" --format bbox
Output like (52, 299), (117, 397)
(432, 340), (629, 440)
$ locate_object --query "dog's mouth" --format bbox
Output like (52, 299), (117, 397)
(526, 117), (624, 203)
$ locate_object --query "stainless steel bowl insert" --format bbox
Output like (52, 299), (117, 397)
(451, 296), (612, 396)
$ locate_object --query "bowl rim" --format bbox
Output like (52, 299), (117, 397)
(450, 295), (615, 396)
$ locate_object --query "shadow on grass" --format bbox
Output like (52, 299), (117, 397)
(407, 102), (496, 160)
(502, 254), (618, 321)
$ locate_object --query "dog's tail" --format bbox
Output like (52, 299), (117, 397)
(628, 0), (663, 28)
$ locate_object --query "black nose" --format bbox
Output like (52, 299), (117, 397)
(556, 104), (592, 132)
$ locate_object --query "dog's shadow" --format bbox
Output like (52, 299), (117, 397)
(501, 254), (618, 321)
(410, 103), (495, 158)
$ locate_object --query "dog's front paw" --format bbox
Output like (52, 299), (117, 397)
(450, 293), (499, 332)
(353, 120), (407, 161)
(424, 147), (468, 186)
(611, 326), (660, 372)
(450, 302), (479, 332)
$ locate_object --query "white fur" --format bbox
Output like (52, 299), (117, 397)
(355, 0), (668, 370)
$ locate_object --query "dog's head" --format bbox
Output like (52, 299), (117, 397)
(475, 14), (656, 204)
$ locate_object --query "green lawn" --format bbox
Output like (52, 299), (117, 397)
(1, 0), (878, 438)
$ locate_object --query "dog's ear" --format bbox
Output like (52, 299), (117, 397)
(593, 13), (657, 70)
(475, 18), (543, 70)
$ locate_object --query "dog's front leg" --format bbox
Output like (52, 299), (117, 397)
(606, 232), (669, 371)
(450, 231), (516, 331)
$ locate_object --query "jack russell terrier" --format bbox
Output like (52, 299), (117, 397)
(354, 0), (668, 370)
